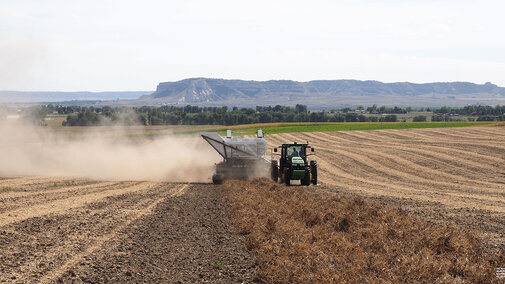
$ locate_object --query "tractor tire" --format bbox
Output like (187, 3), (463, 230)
(271, 160), (279, 182)
(283, 168), (291, 186)
(310, 160), (318, 185)
(301, 169), (311, 186)
(212, 174), (222, 185)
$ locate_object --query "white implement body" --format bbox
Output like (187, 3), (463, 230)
(201, 129), (270, 184)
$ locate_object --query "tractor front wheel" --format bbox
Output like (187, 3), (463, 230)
(302, 169), (311, 186)
(283, 168), (291, 186)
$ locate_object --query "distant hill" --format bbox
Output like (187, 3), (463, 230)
(3, 78), (505, 108)
(135, 78), (505, 108)
(0, 91), (152, 104)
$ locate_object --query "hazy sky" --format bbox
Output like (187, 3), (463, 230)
(1, 0), (504, 91)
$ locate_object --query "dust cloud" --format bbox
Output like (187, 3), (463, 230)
(0, 122), (221, 182)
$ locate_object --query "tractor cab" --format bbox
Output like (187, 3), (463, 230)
(285, 143), (306, 158)
(280, 142), (309, 169)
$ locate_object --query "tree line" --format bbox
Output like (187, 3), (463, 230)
(432, 105), (505, 121)
(434, 105), (505, 116)
(58, 105), (402, 126)
(24, 104), (505, 126)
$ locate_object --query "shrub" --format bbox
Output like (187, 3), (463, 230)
(413, 115), (427, 122)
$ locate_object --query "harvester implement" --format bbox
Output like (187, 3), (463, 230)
(201, 129), (270, 184)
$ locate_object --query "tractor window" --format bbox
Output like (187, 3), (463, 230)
(286, 145), (305, 157)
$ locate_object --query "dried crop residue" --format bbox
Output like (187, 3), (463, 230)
(0, 122), (220, 182)
(222, 179), (504, 283)
(267, 127), (505, 249)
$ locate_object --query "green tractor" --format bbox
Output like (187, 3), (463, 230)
(271, 142), (317, 186)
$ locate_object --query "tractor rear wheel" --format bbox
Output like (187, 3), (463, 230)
(283, 168), (291, 186)
(271, 160), (278, 182)
(310, 160), (318, 185)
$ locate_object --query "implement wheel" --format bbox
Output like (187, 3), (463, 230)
(212, 174), (222, 185)
(271, 160), (279, 183)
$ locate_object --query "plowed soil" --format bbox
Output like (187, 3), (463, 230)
(267, 126), (505, 252)
(0, 179), (255, 283)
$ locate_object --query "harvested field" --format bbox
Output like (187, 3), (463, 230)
(267, 126), (505, 252)
(1, 126), (504, 282)
(0, 178), (255, 283)
(223, 179), (503, 283)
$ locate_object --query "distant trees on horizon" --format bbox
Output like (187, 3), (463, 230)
(23, 104), (505, 126)
(59, 104), (404, 126)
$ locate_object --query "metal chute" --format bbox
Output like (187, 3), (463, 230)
(200, 132), (266, 160)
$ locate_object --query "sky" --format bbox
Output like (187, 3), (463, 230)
(1, 0), (505, 91)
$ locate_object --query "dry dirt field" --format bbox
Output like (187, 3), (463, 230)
(0, 126), (504, 282)
(0, 180), (254, 283)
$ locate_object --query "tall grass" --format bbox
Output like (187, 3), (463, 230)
(1, 187), (20, 192)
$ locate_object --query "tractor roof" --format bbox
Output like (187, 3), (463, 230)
(282, 142), (309, 146)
